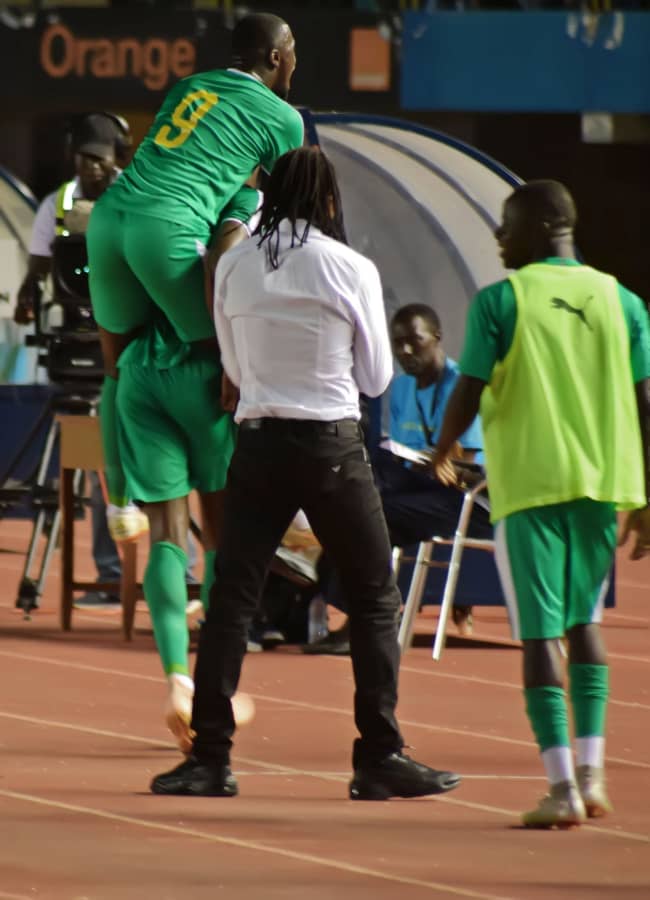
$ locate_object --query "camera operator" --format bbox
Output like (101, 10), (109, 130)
(14, 113), (127, 326)
(12, 113), (140, 606)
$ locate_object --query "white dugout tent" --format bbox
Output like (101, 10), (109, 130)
(303, 112), (522, 359)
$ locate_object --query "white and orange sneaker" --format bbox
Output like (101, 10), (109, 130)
(576, 765), (612, 818)
(107, 502), (149, 543)
(165, 675), (195, 754)
(522, 780), (587, 829)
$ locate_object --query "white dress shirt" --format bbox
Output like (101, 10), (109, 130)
(213, 219), (393, 423)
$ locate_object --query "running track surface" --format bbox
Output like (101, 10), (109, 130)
(0, 517), (648, 900)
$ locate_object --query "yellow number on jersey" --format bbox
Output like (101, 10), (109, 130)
(154, 89), (219, 150)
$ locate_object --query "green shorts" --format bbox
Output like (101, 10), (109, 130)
(87, 201), (214, 342)
(493, 499), (617, 641)
(116, 353), (235, 503)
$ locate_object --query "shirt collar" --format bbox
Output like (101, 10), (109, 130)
(227, 67), (264, 84)
(539, 257), (581, 266)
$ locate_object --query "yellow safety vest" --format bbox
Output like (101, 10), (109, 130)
(54, 179), (77, 236)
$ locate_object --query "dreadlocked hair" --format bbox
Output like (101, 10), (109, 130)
(254, 146), (347, 270)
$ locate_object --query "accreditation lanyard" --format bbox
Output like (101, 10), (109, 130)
(414, 381), (441, 448)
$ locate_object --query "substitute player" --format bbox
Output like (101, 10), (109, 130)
(86, 12), (303, 539)
(115, 184), (261, 751)
(433, 180), (650, 828)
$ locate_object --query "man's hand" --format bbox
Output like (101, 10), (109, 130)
(618, 506), (650, 560)
(221, 372), (239, 412)
(14, 283), (37, 324)
(13, 298), (34, 324)
(431, 448), (459, 486)
(430, 441), (466, 486)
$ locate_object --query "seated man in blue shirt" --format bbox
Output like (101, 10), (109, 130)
(305, 303), (494, 654)
(379, 302), (492, 634)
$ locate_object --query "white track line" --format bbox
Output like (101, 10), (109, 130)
(1, 650), (649, 770)
(0, 788), (519, 900)
(602, 611), (649, 623)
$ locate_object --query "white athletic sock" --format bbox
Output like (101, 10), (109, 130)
(575, 736), (605, 769)
(541, 746), (575, 786)
(168, 673), (194, 691)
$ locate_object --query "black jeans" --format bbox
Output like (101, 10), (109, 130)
(192, 418), (404, 769)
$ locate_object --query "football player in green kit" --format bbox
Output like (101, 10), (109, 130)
(433, 180), (650, 829)
(116, 181), (261, 752)
(86, 12), (303, 541)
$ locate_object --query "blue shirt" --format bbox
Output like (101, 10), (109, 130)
(389, 357), (484, 459)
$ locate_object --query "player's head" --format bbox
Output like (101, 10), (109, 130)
(391, 305), (444, 380)
(496, 179), (577, 270)
(69, 113), (126, 199)
(231, 13), (297, 100)
(256, 147), (346, 269)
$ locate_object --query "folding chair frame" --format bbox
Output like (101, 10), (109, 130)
(397, 478), (494, 660)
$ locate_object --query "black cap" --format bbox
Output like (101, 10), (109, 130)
(71, 114), (119, 159)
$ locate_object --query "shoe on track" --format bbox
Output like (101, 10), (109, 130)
(107, 502), (149, 542)
(576, 765), (612, 818)
(349, 752), (461, 801)
(151, 756), (238, 797)
(522, 780), (587, 829)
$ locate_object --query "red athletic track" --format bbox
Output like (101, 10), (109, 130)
(0, 516), (648, 900)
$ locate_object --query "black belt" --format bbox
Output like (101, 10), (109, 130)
(239, 417), (359, 436)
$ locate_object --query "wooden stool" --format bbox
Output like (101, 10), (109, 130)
(57, 414), (139, 640)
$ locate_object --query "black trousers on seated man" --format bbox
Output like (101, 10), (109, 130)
(374, 448), (492, 547)
(191, 417), (404, 768)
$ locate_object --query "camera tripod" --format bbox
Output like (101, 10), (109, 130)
(0, 383), (100, 619)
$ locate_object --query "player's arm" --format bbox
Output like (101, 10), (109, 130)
(618, 378), (650, 560)
(204, 176), (261, 317)
(618, 292), (650, 558)
(203, 220), (250, 318)
(213, 253), (241, 395)
(432, 288), (501, 484)
(207, 215), (250, 412)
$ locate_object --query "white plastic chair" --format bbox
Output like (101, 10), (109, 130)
(397, 478), (494, 660)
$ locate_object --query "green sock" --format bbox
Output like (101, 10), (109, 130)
(524, 685), (571, 752)
(100, 375), (128, 506)
(144, 541), (189, 676)
(200, 549), (216, 613)
(569, 663), (609, 738)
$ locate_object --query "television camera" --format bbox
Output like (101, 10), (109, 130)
(1, 232), (104, 617)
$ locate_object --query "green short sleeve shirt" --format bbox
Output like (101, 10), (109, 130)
(459, 259), (650, 385)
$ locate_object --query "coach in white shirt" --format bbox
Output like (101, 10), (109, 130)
(151, 147), (461, 801)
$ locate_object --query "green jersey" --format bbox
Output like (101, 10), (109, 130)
(118, 184), (261, 370)
(101, 68), (303, 228)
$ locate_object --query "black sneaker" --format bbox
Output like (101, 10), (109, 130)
(150, 756), (238, 797)
(349, 752), (461, 801)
